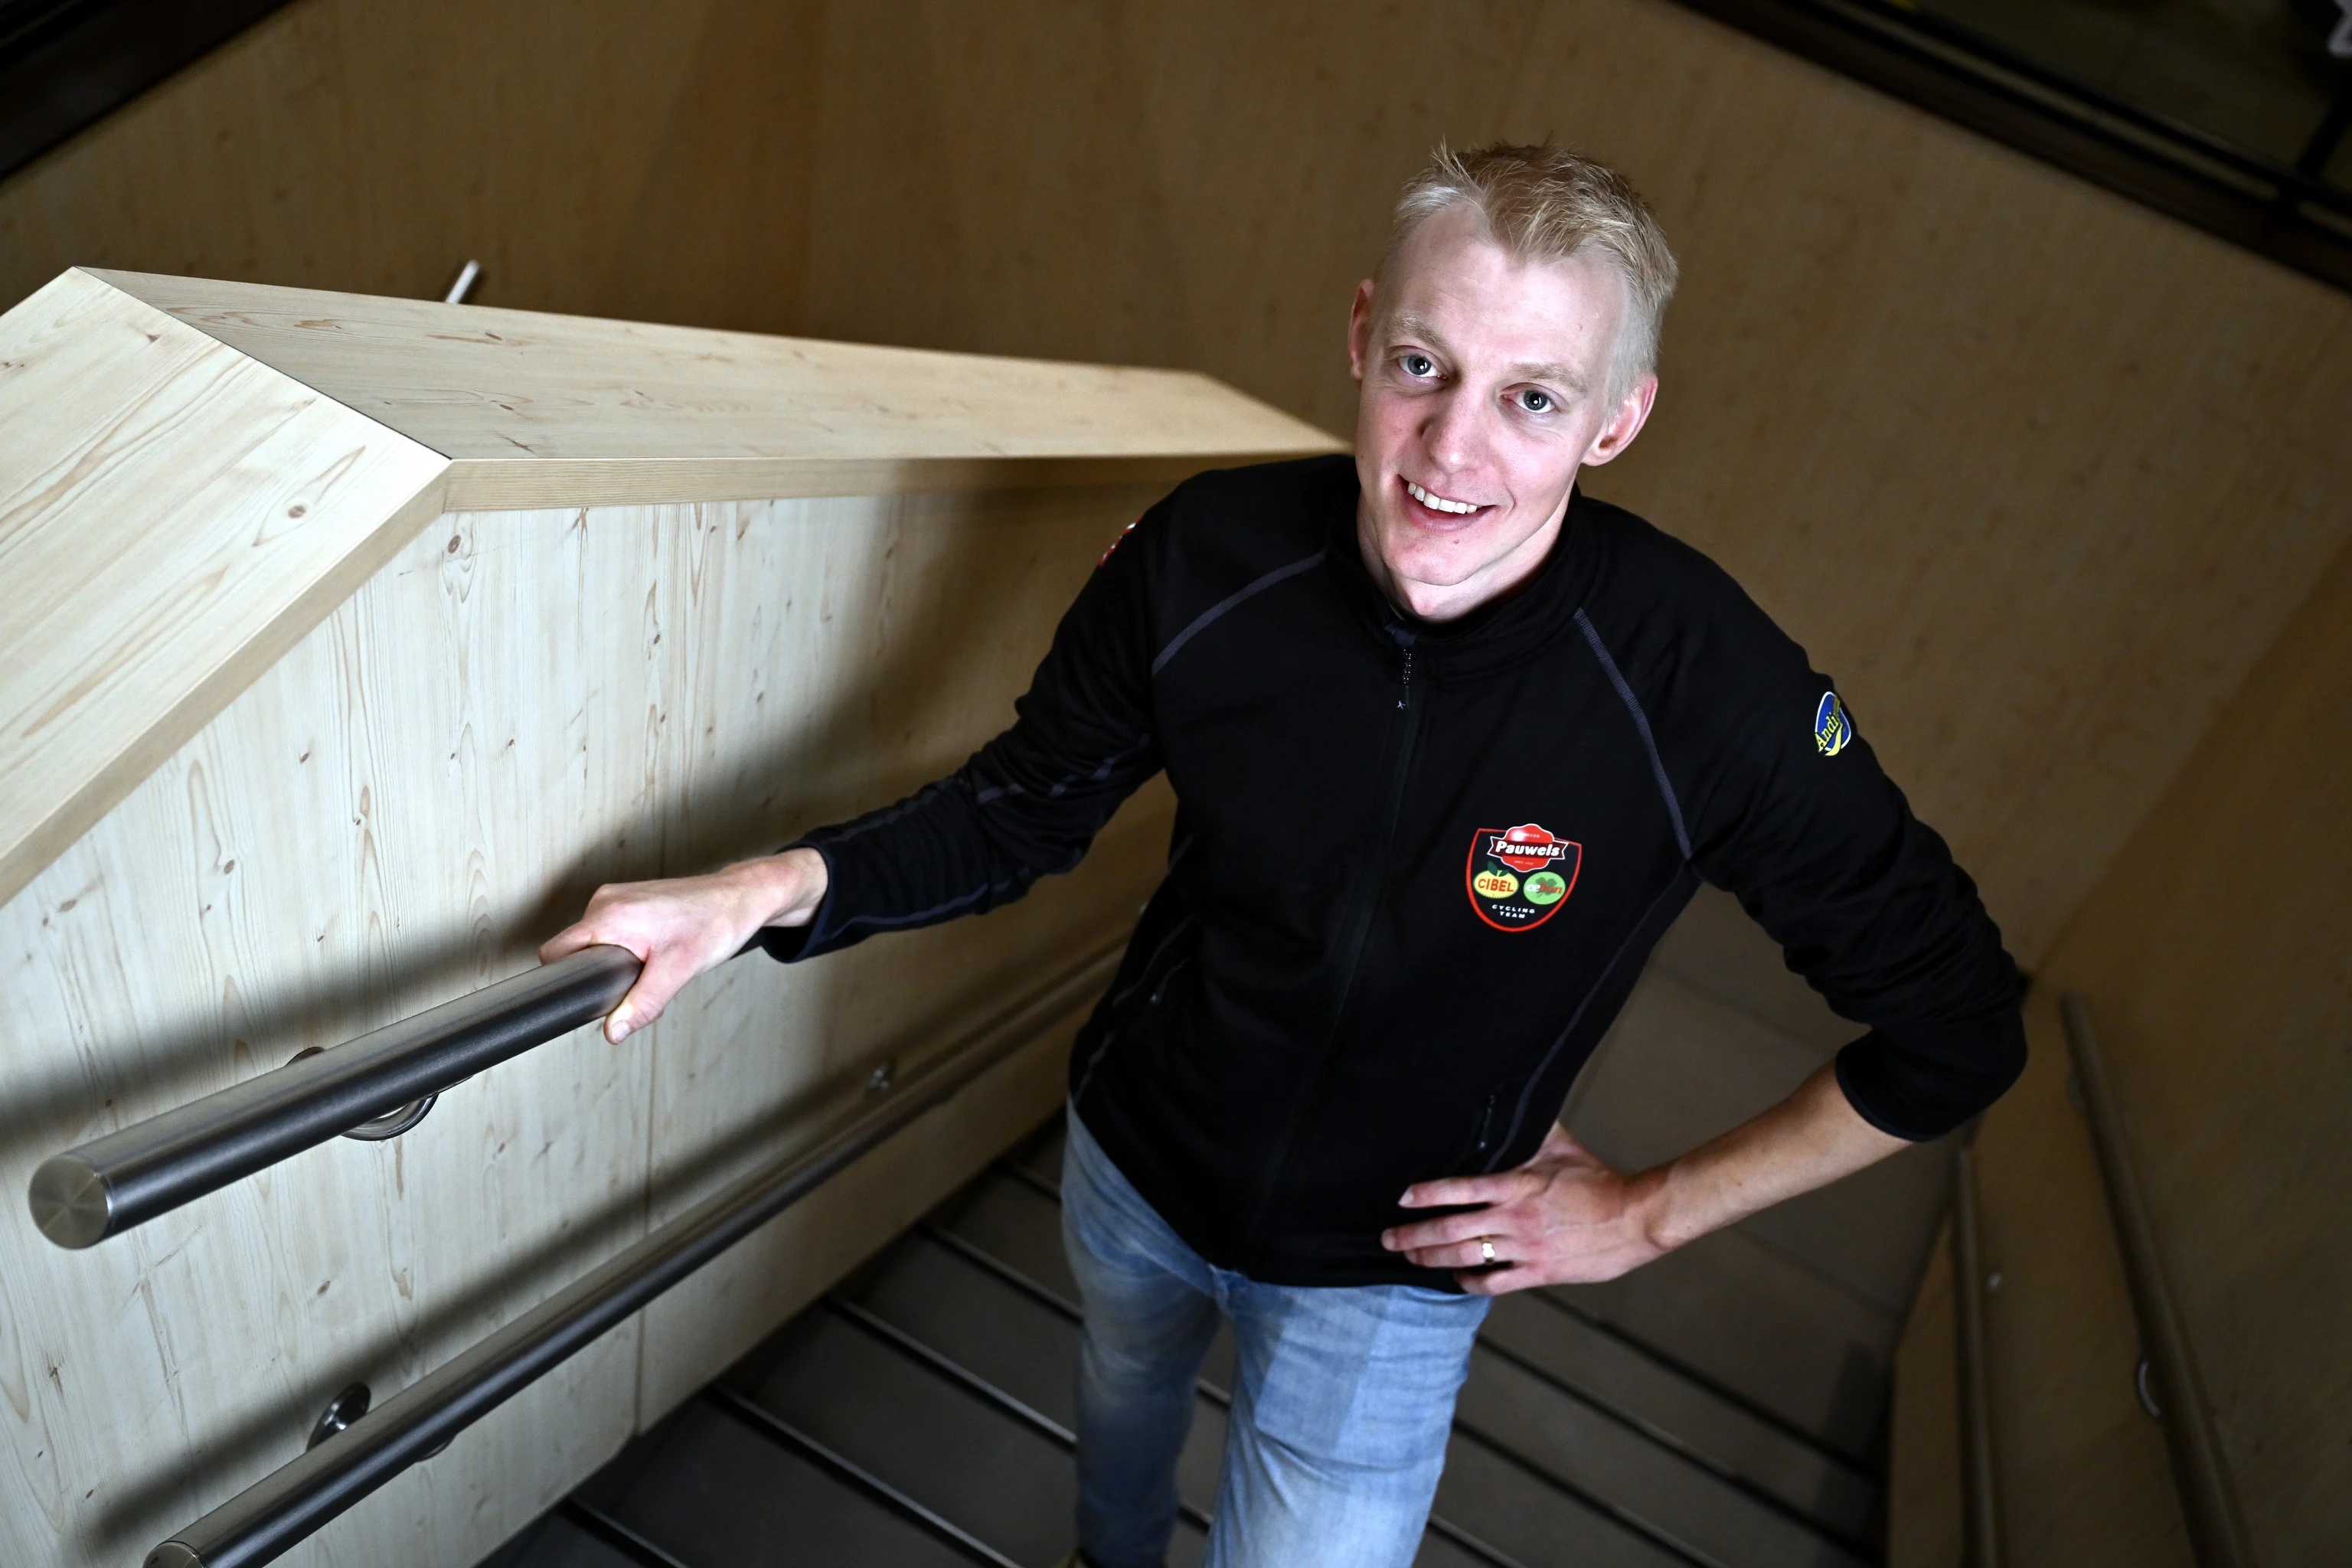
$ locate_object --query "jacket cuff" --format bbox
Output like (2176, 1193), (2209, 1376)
(1832, 1008), (2027, 1142)
(750, 841), (839, 964)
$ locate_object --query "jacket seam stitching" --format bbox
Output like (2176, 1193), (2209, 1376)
(1574, 607), (1694, 860)
(1149, 548), (1328, 676)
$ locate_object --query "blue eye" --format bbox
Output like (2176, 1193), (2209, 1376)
(1520, 390), (1553, 413)
(1402, 353), (1436, 377)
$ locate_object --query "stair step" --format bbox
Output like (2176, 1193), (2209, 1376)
(928, 1154), (1721, 1568)
(850, 1228), (1084, 1428)
(1547, 1225), (1896, 1469)
(482, 1111), (1893, 1568)
(1416, 1526), (1520, 1568)
(479, 1508), (655, 1568)
(1433, 1434), (1690, 1568)
(949, 1148), (1880, 1563)
(1003, 1121), (1070, 1191)
(848, 1229), (1245, 1553)
(933, 1166), (1082, 1301)
(562, 1398), (985, 1567)
(1479, 1292), (1879, 1542)
(732, 1307), (1077, 1566)
(1456, 1344), (1870, 1568)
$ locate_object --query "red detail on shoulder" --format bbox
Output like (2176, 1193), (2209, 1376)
(1097, 518), (1142, 567)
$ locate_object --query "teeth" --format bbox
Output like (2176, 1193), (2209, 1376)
(1406, 481), (1480, 515)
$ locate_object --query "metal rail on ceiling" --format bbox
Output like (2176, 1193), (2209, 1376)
(1677, 0), (2352, 296)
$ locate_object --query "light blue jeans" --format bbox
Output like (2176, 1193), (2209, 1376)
(1060, 1106), (1488, 1568)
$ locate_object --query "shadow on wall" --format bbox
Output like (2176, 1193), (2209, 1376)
(0, 484), (1073, 1171)
(67, 997), (910, 1563)
(0, 479), (1171, 1560)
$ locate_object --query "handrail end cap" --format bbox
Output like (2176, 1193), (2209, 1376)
(28, 1153), (113, 1249)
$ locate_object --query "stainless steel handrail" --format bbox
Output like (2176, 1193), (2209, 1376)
(2060, 993), (2259, 1568)
(1950, 1138), (2004, 1568)
(145, 939), (1122, 1568)
(29, 945), (643, 1249)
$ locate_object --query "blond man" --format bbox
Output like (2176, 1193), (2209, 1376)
(548, 143), (2024, 1567)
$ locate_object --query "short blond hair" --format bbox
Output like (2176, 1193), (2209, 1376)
(1384, 142), (1680, 398)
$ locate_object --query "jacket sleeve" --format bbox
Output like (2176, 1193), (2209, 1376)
(756, 509), (1164, 964)
(1652, 571), (2026, 1141)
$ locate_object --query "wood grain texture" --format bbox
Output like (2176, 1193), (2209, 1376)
(1887, 1219), (1959, 1568)
(1965, 990), (2194, 1566)
(0, 264), (1321, 916)
(2015, 538), (2352, 1566)
(0, 268), (450, 914)
(0, 483), (1174, 1568)
(5, 0), (2347, 959)
(93, 269), (1341, 508)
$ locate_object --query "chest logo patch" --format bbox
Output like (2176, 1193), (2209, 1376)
(1814, 691), (1854, 756)
(1466, 823), (1582, 932)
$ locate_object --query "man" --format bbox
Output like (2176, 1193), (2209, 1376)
(544, 143), (2024, 1567)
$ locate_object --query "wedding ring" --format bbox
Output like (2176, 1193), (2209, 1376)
(1479, 1237), (1498, 1266)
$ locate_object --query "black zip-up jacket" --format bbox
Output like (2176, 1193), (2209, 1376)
(764, 455), (2024, 1287)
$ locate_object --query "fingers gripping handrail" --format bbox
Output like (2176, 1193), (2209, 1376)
(145, 941), (1122, 1568)
(28, 946), (643, 1249)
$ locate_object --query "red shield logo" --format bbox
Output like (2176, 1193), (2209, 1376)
(1465, 824), (1581, 933)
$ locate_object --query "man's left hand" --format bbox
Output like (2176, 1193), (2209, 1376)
(1378, 1061), (1910, 1295)
(1379, 1124), (1665, 1295)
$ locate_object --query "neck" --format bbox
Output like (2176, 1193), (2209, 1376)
(1354, 501), (1570, 624)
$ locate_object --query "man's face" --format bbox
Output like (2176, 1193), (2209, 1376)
(1349, 202), (1655, 622)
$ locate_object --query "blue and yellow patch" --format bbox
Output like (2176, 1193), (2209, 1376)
(1813, 691), (1853, 756)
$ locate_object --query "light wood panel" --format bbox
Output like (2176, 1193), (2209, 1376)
(0, 267), (449, 918)
(1995, 538), (2352, 1565)
(4, 2), (2347, 964)
(1966, 990), (2193, 1566)
(0, 481), (1176, 1568)
(94, 270), (1339, 509)
(0, 267), (1327, 916)
(1903, 541), (2352, 1559)
(1887, 1220), (1959, 1568)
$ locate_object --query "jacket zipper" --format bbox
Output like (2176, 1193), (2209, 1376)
(1238, 634), (1421, 1265)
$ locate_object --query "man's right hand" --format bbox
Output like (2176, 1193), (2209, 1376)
(539, 848), (829, 1042)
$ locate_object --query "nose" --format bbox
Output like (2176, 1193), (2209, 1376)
(1418, 387), (1488, 479)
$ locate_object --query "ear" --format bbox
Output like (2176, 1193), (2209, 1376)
(1347, 279), (1377, 383)
(1579, 373), (1657, 468)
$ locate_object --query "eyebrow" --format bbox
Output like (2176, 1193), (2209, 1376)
(1388, 311), (1589, 395)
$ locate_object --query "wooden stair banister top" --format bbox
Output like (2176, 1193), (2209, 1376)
(0, 268), (1340, 911)
(92, 270), (1341, 508)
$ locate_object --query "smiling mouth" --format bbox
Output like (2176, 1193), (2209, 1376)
(1403, 479), (1488, 518)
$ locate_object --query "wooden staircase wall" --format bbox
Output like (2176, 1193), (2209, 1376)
(0, 269), (1332, 1568)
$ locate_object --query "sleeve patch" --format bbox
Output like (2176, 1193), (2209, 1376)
(1814, 691), (1854, 756)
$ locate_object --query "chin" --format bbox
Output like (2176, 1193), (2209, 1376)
(1383, 537), (1486, 594)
